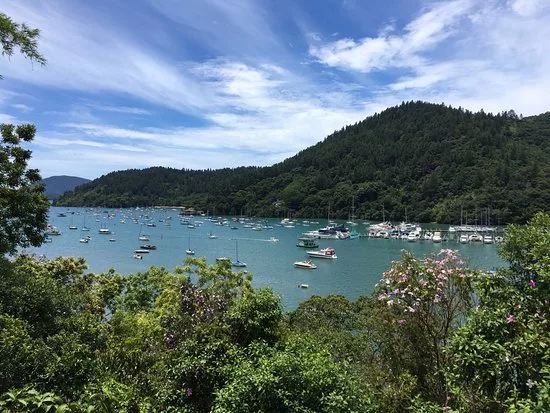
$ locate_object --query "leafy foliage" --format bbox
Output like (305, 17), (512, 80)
(0, 12), (46, 79)
(0, 124), (50, 255)
(58, 102), (550, 223)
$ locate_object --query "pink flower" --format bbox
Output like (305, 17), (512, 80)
(529, 279), (536, 288)
(387, 300), (394, 306)
(506, 314), (516, 324)
(398, 319), (405, 325)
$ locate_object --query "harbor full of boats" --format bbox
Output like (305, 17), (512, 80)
(32, 208), (506, 309)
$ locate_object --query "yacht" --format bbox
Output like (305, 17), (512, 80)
(432, 231), (442, 243)
(306, 247), (337, 259)
(294, 260), (318, 269)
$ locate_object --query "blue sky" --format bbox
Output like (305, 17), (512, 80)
(1, 0), (549, 179)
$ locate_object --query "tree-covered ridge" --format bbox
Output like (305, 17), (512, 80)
(57, 101), (550, 223)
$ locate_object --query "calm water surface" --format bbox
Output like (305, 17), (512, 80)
(29, 207), (506, 309)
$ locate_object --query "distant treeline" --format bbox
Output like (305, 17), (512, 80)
(57, 101), (550, 224)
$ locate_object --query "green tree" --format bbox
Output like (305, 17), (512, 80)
(1, 12), (46, 79)
(448, 212), (550, 412)
(0, 124), (50, 255)
(1, 12), (48, 255)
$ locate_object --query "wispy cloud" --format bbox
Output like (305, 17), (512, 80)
(309, 0), (472, 73)
(86, 104), (152, 116)
(0, 1), (210, 113)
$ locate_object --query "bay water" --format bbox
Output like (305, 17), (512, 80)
(29, 207), (505, 309)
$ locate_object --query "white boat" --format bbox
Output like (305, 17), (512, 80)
(138, 235), (150, 241)
(423, 231), (433, 240)
(306, 247), (337, 259)
(469, 233), (483, 242)
(459, 234), (469, 243)
(133, 254), (143, 260)
(407, 232), (418, 242)
(134, 249), (150, 254)
(494, 236), (504, 243)
(69, 225), (77, 230)
(298, 283), (310, 288)
(46, 224), (62, 236)
(294, 259), (317, 269)
(268, 237), (279, 242)
(483, 235), (494, 244)
(79, 238), (89, 243)
(432, 231), (442, 243)
(99, 228), (111, 234)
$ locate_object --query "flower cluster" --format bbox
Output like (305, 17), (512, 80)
(376, 249), (475, 317)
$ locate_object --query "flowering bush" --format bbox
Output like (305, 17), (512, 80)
(374, 249), (478, 405)
(376, 249), (476, 334)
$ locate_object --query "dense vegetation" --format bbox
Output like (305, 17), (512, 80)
(1, 213), (548, 412)
(57, 102), (550, 224)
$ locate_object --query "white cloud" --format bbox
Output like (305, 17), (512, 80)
(0, 1), (210, 114)
(509, 0), (547, 16)
(10, 103), (33, 113)
(309, 0), (472, 73)
(0, 113), (18, 124)
(86, 104), (152, 116)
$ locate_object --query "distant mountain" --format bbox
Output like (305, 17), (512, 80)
(56, 101), (550, 224)
(40, 175), (91, 200)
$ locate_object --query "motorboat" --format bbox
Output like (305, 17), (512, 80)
(46, 224), (62, 236)
(140, 244), (157, 250)
(483, 235), (494, 244)
(133, 254), (143, 260)
(459, 234), (469, 243)
(298, 284), (310, 288)
(99, 228), (111, 234)
(296, 238), (319, 248)
(407, 232), (418, 242)
(134, 249), (150, 254)
(469, 233), (483, 242)
(186, 249), (195, 255)
(138, 235), (150, 241)
(432, 231), (442, 243)
(423, 231), (434, 240)
(294, 260), (317, 269)
(306, 247), (337, 259)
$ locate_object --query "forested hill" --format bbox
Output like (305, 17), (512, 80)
(39, 175), (90, 200)
(56, 101), (550, 224)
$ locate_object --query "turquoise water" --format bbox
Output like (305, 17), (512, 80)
(29, 207), (506, 309)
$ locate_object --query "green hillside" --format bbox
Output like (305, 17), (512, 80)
(56, 101), (550, 224)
